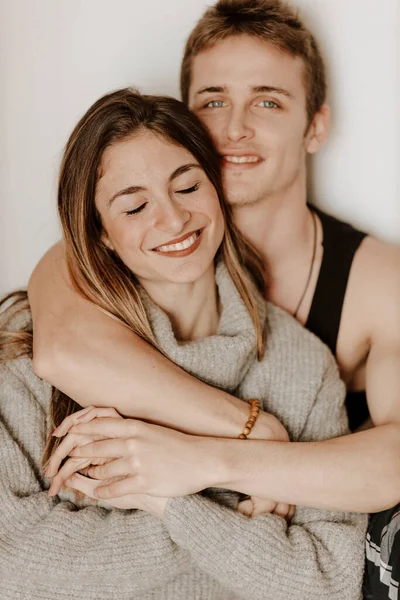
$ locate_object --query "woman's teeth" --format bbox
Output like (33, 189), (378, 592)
(155, 231), (199, 253)
(224, 156), (259, 163)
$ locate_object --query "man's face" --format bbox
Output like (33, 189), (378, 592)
(188, 35), (320, 207)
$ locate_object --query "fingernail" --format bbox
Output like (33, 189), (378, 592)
(48, 486), (56, 497)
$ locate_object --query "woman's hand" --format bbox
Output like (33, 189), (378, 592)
(64, 472), (168, 518)
(47, 408), (216, 499)
(48, 406), (295, 521)
(45, 406), (123, 488)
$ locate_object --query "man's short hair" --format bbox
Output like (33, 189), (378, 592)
(180, 0), (327, 125)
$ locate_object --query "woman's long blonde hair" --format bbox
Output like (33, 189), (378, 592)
(1, 88), (267, 465)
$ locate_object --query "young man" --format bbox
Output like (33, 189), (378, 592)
(28, 0), (400, 596)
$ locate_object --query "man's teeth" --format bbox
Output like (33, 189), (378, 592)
(155, 231), (199, 252)
(224, 156), (259, 164)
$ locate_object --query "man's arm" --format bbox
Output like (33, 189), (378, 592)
(217, 242), (400, 513)
(28, 243), (286, 441)
(29, 242), (400, 513)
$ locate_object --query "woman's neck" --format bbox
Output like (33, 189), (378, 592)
(139, 264), (220, 341)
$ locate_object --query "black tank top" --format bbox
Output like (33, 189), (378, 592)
(305, 205), (369, 431)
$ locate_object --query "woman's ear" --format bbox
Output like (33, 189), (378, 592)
(101, 232), (114, 252)
(305, 104), (330, 154)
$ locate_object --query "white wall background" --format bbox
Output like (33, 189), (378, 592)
(0, 0), (399, 295)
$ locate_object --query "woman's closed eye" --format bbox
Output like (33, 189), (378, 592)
(125, 202), (147, 216)
(176, 182), (200, 195)
(124, 183), (200, 215)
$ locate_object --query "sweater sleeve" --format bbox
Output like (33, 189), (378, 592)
(163, 352), (367, 600)
(0, 362), (191, 600)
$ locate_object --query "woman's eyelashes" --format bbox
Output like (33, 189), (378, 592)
(176, 182), (200, 195)
(125, 203), (147, 216)
(124, 183), (200, 216)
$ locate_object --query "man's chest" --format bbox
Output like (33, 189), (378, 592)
(267, 250), (370, 392)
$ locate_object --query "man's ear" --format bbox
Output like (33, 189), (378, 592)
(305, 104), (330, 154)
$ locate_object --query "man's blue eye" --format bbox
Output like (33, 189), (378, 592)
(258, 100), (279, 108)
(205, 100), (225, 108)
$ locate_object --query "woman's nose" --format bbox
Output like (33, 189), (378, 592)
(154, 198), (191, 235)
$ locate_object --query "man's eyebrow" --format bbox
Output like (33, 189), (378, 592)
(107, 164), (201, 208)
(195, 86), (226, 97)
(194, 85), (292, 99)
(251, 85), (293, 98)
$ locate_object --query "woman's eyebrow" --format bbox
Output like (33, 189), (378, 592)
(169, 163), (201, 182)
(107, 186), (144, 208)
(107, 164), (201, 208)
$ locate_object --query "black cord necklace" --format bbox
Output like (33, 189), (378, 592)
(293, 209), (318, 319)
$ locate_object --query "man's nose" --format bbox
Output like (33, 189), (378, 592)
(225, 107), (253, 143)
(154, 198), (191, 235)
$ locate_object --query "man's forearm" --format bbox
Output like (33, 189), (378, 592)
(211, 423), (400, 512)
(28, 244), (286, 441)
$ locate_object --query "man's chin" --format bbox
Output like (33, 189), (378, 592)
(224, 187), (259, 207)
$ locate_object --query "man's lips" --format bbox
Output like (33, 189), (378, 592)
(151, 229), (202, 254)
(220, 152), (264, 168)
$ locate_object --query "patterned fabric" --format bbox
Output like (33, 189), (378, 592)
(364, 505), (400, 599)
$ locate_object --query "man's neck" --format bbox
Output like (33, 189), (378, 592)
(232, 182), (322, 317)
(232, 185), (311, 276)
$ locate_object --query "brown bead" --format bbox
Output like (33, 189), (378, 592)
(248, 417), (256, 425)
(245, 421), (253, 429)
(238, 433), (247, 439)
(243, 427), (251, 436)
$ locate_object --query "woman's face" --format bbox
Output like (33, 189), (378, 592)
(95, 130), (225, 286)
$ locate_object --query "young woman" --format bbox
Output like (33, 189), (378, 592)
(0, 89), (366, 599)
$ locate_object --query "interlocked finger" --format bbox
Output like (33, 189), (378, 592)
(94, 475), (141, 500)
(287, 504), (296, 522)
(87, 457), (131, 481)
(65, 472), (100, 499)
(237, 498), (254, 517)
(53, 406), (122, 438)
(272, 502), (294, 521)
(48, 456), (95, 496)
(69, 438), (128, 458)
(45, 432), (106, 478)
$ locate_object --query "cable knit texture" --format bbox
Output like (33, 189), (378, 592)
(0, 262), (367, 599)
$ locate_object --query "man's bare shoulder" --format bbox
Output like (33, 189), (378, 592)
(351, 235), (400, 341)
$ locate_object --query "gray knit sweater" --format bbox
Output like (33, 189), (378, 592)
(0, 263), (367, 599)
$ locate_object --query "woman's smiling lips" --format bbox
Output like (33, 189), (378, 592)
(151, 228), (204, 257)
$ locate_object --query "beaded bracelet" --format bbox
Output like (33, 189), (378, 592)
(238, 399), (261, 439)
